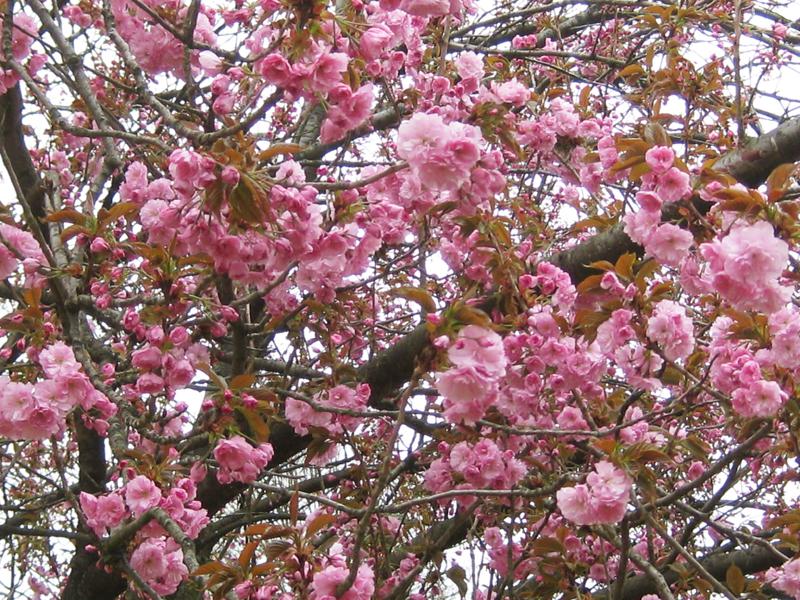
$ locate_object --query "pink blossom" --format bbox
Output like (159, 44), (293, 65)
(646, 299), (694, 361)
(455, 51), (483, 80)
(731, 380), (786, 418)
(557, 406), (589, 431)
(492, 79), (529, 106)
(447, 325), (507, 377)
(644, 146), (674, 175)
(595, 309), (635, 354)
(311, 562), (374, 600)
(79, 492), (126, 536)
(623, 208), (661, 245)
(646, 222), (693, 267)
(131, 346), (162, 371)
(130, 537), (188, 596)
(557, 461), (631, 525)
(214, 435), (274, 484)
(438, 365), (497, 425)
(396, 113), (483, 192)
(285, 384), (370, 436)
(700, 221), (790, 314)
(38, 342), (81, 378)
(125, 475), (162, 515)
(767, 558), (800, 600)
(310, 52), (348, 93)
(10, 14), (38, 61)
(655, 167), (690, 203)
(360, 25), (393, 60)
(556, 483), (594, 525)
(257, 53), (294, 87)
(398, 0), (450, 17)
(636, 190), (663, 212)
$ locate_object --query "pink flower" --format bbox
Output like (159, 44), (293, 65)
(557, 461), (631, 525)
(731, 380), (787, 418)
(310, 52), (348, 93)
(397, 113), (449, 158)
(360, 25), (393, 61)
(258, 53), (294, 87)
(130, 537), (188, 596)
(492, 79), (529, 106)
(131, 538), (167, 581)
(644, 146), (675, 175)
(623, 208), (661, 246)
(700, 221), (790, 314)
(398, 0), (451, 17)
(214, 435), (274, 484)
(557, 406), (589, 431)
(447, 325), (507, 377)
(455, 51), (483, 80)
(438, 365), (497, 425)
(311, 562), (374, 600)
(38, 342), (81, 378)
(131, 346), (162, 371)
(396, 113), (483, 192)
(556, 484), (594, 525)
(10, 14), (38, 61)
(646, 223), (693, 267)
(767, 558), (800, 600)
(655, 167), (690, 203)
(595, 309), (635, 354)
(646, 300), (694, 361)
(125, 475), (162, 515)
(80, 492), (126, 536)
(636, 190), (663, 212)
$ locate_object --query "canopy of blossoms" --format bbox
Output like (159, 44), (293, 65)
(1, 0), (800, 599)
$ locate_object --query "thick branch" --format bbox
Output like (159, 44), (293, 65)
(584, 543), (788, 600)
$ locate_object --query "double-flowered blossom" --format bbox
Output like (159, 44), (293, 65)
(767, 559), (800, 600)
(556, 461), (632, 526)
(436, 325), (507, 424)
(310, 554), (375, 600)
(424, 439), (525, 505)
(700, 221), (790, 314)
(646, 299), (695, 361)
(80, 474), (208, 594)
(396, 113), (483, 192)
(213, 435), (274, 484)
(285, 384), (371, 436)
(0, 342), (115, 440)
(129, 537), (188, 596)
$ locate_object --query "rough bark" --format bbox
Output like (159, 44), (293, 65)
(575, 543), (788, 600)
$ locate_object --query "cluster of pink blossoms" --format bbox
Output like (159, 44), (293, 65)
(700, 220), (790, 314)
(0, 342), (116, 439)
(285, 384), (371, 436)
(320, 83), (374, 143)
(110, 0), (216, 76)
(484, 527), (536, 580)
(767, 559), (800, 600)
(424, 439), (525, 505)
(623, 146), (694, 267)
(396, 112), (483, 192)
(122, 317), (209, 397)
(130, 537), (188, 596)
(556, 461), (632, 526)
(0, 223), (46, 287)
(436, 325), (508, 425)
(707, 317), (788, 418)
(213, 435), (274, 484)
(310, 558), (375, 600)
(80, 475), (208, 595)
(645, 299), (695, 361)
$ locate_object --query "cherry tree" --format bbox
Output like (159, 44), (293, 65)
(1, 0), (800, 598)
